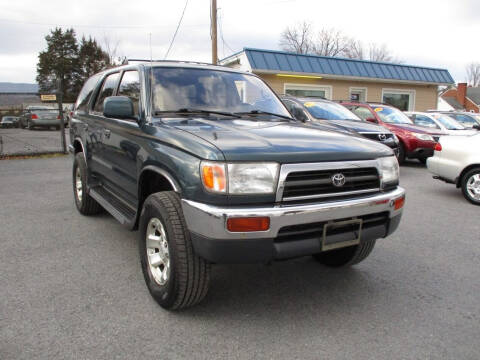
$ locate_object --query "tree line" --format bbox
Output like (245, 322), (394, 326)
(36, 28), (121, 102)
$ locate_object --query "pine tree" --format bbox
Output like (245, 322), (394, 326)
(36, 28), (79, 102)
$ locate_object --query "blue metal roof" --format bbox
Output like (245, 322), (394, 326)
(240, 48), (454, 84)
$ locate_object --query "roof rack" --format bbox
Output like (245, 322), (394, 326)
(126, 59), (216, 66)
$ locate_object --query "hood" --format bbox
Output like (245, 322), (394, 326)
(163, 117), (393, 162)
(386, 123), (446, 135)
(315, 119), (391, 134)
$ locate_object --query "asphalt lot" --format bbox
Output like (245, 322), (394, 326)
(1, 156), (479, 359)
(0, 128), (68, 156)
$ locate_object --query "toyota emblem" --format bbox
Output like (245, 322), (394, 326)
(331, 173), (346, 187)
(378, 134), (387, 141)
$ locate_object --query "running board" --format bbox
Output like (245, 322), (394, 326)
(89, 187), (136, 225)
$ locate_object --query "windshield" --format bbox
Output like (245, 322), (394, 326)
(152, 67), (290, 118)
(469, 113), (480, 123)
(431, 114), (464, 130)
(373, 106), (413, 124)
(450, 114), (477, 126)
(303, 101), (361, 121)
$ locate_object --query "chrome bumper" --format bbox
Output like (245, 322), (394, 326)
(181, 187), (405, 240)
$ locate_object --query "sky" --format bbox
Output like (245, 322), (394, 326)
(0, 0), (478, 84)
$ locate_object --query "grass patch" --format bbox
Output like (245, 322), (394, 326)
(0, 152), (68, 160)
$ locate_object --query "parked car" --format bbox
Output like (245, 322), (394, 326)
(429, 111), (480, 129)
(427, 133), (480, 205)
(405, 111), (477, 135)
(1, 116), (19, 128)
(69, 61), (405, 310)
(19, 106), (64, 130)
(341, 101), (446, 164)
(281, 96), (399, 155)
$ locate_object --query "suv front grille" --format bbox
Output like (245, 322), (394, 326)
(281, 167), (380, 202)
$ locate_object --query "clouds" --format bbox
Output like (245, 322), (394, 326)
(0, 0), (478, 83)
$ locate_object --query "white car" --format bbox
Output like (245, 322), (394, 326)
(406, 111), (477, 136)
(427, 134), (480, 205)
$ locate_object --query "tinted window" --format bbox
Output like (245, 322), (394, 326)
(303, 101), (360, 121)
(75, 74), (101, 112)
(118, 71), (141, 118)
(93, 72), (120, 113)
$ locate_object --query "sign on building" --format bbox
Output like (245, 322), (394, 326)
(40, 94), (56, 101)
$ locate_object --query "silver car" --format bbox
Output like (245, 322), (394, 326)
(406, 111), (478, 135)
(19, 106), (64, 130)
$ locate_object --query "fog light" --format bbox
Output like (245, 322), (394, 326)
(394, 196), (405, 210)
(226, 217), (270, 232)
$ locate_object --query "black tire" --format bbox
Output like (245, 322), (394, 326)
(139, 191), (210, 310)
(56, 126), (60, 131)
(313, 239), (376, 267)
(397, 142), (406, 165)
(73, 153), (103, 215)
(461, 167), (480, 206)
(418, 157), (427, 165)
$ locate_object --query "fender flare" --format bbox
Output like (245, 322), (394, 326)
(138, 165), (181, 193)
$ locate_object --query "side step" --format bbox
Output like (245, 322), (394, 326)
(89, 187), (136, 225)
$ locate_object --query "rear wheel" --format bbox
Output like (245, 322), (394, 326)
(418, 158), (427, 165)
(139, 191), (210, 310)
(461, 167), (480, 206)
(313, 239), (376, 267)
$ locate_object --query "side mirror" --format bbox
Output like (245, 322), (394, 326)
(473, 124), (480, 130)
(366, 117), (377, 123)
(291, 107), (308, 122)
(103, 96), (134, 119)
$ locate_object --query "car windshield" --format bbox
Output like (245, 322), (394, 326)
(373, 106), (412, 124)
(431, 114), (465, 130)
(152, 67), (290, 118)
(469, 113), (480, 123)
(302, 101), (361, 121)
(450, 114), (477, 126)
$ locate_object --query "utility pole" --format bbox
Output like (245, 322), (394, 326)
(211, 0), (217, 64)
(56, 79), (67, 154)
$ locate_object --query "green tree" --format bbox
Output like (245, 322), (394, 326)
(36, 28), (79, 102)
(74, 36), (111, 94)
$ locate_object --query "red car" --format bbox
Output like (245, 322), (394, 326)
(341, 102), (446, 164)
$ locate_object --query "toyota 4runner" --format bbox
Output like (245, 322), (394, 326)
(69, 61), (405, 310)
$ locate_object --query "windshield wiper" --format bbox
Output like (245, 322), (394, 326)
(154, 108), (241, 119)
(234, 110), (294, 121)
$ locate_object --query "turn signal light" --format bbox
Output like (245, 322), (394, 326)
(394, 196), (405, 210)
(227, 217), (270, 232)
(434, 143), (442, 152)
(201, 162), (226, 193)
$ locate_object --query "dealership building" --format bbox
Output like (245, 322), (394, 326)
(220, 48), (454, 111)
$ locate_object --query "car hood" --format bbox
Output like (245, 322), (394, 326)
(314, 119), (391, 134)
(386, 123), (445, 135)
(163, 117), (393, 162)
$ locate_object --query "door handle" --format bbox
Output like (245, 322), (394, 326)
(104, 129), (111, 138)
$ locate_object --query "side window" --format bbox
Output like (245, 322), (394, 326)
(75, 74), (101, 112)
(118, 71), (141, 118)
(350, 106), (374, 121)
(93, 72), (120, 113)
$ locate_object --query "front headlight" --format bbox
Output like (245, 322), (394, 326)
(378, 156), (399, 187)
(413, 133), (434, 142)
(201, 161), (279, 194)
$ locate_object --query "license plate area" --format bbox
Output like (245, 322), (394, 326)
(322, 218), (363, 251)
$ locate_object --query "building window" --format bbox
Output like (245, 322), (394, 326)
(382, 89), (415, 111)
(284, 83), (332, 99)
(349, 87), (367, 102)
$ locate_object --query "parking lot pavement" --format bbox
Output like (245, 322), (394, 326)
(0, 128), (68, 156)
(0, 157), (479, 360)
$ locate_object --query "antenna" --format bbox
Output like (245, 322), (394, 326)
(148, 33), (154, 125)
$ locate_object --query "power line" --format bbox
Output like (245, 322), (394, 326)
(217, 10), (234, 57)
(164, 0), (189, 59)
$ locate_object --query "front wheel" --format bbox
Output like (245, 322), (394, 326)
(313, 239), (376, 267)
(397, 142), (406, 165)
(461, 168), (480, 205)
(73, 153), (103, 215)
(139, 192), (210, 310)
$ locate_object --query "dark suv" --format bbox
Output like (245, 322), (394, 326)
(69, 62), (405, 310)
(341, 102), (445, 164)
(281, 96), (399, 155)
